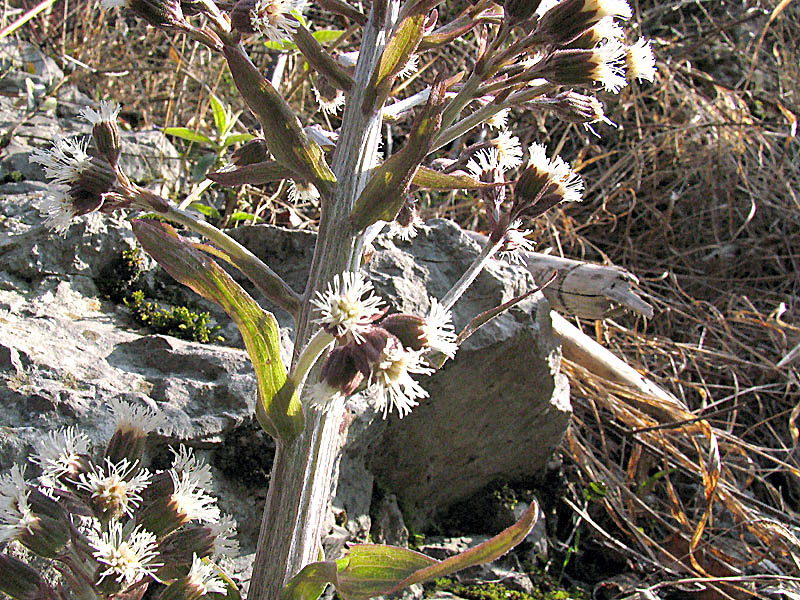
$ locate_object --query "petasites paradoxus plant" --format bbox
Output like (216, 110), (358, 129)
(9, 0), (657, 598)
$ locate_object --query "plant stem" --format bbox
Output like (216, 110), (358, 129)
(246, 4), (400, 598)
(440, 237), (503, 312)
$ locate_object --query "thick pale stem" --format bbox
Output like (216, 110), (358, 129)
(246, 4), (400, 599)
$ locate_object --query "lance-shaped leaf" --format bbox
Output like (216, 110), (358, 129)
(132, 219), (304, 443)
(293, 24), (353, 92)
(362, 11), (432, 112)
(350, 81), (447, 230)
(281, 500), (540, 600)
(223, 44), (336, 197)
(411, 166), (504, 191)
(208, 161), (293, 187)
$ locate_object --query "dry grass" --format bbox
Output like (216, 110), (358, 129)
(6, 0), (800, 596)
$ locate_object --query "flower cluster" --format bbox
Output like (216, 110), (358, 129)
(308, 273), (457, 418)
(0, 400), (238, 600)
(31, 101), (172, 236)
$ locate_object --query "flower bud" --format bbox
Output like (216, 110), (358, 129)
(380, 314), (427, 351)
(110, 0), (188, 30)
(81, 101), (122, 166)
(319, 340), (376, 397)
(0, 554), (56, 600)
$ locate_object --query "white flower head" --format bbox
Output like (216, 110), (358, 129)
(307, 382), (347, 413)
(76, 457), (152, 517)
(186, 554), (227, 596)
(210, 514), (240, 559)
(592, 41), (628, 93)
(386, 211), (425, 242)
(491, 131), (524, 171)
(467, 147), (504, 179)
(423, 299), (458, 359)
(0, 465), (37, 543)
(627, 38), (657, 82)
(288, 179), (321, 202)
(312, 85), (346, 115)
(35, 186), (77, 235)
(30, 136), (92, 186)
(107, 398), (168, 437)
(171, 445), (213, 490)
(32, 426), (91, 482)
(525, 143), (584, 203)
(591, 16), (624, 43)
(486, 108), (509, 130)
(397, 54), (420, 80)
(369, 341), (433, 419)
(250, 0), (307, 42)
(168, 468), (221, 524)
(87, 521), (161, 585)
(499, 220), (536, 264)
(80, 100), (121, 125)
(311, 272), (385, 342)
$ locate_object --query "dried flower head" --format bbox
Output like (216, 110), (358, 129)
(313, 85), (346, 115)
(380, 300), (458, 359)
(499, 220), (536, 263)
(566, 16), (624, 49)
(466, 147), (505, 180)
(311, 272), (385, 342)
(87, 521), (161, 585)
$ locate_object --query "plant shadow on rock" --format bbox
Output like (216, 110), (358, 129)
(211, 419), (275, 488)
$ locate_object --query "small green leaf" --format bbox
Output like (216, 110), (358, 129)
(264, 39), (298, 51)
(163, 127), (213, 146)
(132, 220), (304, 443)
(209, 93), (228, 137)
(222, 132), (256, 149)
(189, 202), (222, 219)
(583, 481), (608, 502)
(281, 562), (338, 600)
(229, 211), (259, 222)
(312, 29), (345, 43)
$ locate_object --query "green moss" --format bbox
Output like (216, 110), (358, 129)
(125, 290), (222, 343)
(427, 574), (587, 600)
(96, 246), (222, 344)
